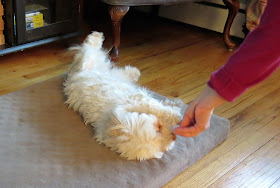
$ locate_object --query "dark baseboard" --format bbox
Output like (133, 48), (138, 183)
(0, 31), (81, 56)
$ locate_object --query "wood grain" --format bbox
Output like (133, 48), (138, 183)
(210, 138), (280, 188)
(0, 15), (280, 188)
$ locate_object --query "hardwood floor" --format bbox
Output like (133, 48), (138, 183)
(1, 14), (280, 187)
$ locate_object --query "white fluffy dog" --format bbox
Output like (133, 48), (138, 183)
(64, 32), (183, 160)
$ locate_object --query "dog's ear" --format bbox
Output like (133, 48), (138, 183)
(154, 120), (163, 133)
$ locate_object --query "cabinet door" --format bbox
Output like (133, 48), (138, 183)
(15, 0), (80, 44)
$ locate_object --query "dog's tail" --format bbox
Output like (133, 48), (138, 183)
(68, 31), (112, 74)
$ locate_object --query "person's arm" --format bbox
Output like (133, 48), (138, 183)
(175, 0), (280, 137)
(208, 0), (280, 102)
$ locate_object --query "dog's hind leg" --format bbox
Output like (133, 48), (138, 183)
(118, 66), (141, 83)
(85, 31), (104, 50)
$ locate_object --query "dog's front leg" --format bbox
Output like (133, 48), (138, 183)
(161, 98), (185, 108)
(126, 100), (182, 123)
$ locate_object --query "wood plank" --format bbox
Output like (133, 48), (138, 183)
(269, 177), (280, 188)
(209, 137), (280, 187)
(0, 43), (73, 95)
(166, 116), (280, 188)
(0, 63), (69, 94)
(239, 153), (280, 188)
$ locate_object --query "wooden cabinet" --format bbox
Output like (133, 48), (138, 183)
(14, 0), (79, 45)
(1, 0), (80, 55)
(0, 0), (4, 45)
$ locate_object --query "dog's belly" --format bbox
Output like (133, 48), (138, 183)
(65, 73), (146, 123)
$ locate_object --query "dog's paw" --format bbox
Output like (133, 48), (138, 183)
(84, 31), (104, 49)
(154, 151), (164, 159)
(166, 141), (175, 151)
(124, 66), (141, 82)
(174, 113), (182, 124)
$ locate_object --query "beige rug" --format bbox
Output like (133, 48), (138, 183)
(0, 75), (230, 188)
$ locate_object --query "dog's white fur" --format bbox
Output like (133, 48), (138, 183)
(64, 32), (183, 160)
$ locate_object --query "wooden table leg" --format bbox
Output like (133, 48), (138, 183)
(223, 0), (240, 50)
(108, 5), (129, 62)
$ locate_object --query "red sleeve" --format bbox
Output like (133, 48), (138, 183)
(208, 0), (280, 102)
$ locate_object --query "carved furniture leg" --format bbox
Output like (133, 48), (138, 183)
(222, 0), (240, 50)
(109, 5), (129, 62)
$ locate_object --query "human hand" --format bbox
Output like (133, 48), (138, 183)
(174, 86), (226, 137)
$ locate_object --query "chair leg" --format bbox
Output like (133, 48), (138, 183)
(222, 0), (240, 50)
(108, 5), (129, 62)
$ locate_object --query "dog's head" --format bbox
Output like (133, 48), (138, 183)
(103, 105), (181, 160)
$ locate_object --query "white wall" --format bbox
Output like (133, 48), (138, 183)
(159, 2), (247, 38)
